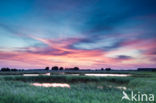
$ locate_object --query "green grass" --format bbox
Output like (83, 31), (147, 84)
(0, 72), (156, 103)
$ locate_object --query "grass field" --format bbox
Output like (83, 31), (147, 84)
(0, 71), (156, 103)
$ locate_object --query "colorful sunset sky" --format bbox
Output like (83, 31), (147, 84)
(0, 0), (156, 69)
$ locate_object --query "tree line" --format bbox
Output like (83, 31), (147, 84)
(0, 67), (112, 71)
(0, 66), (80, 71)
(45, 66), (79, 71)
(0, 67), (24, 72)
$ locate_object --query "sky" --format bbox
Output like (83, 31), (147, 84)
(0, 0), (156, 69)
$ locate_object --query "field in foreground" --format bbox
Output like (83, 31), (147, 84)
(0, 71), (156, 103)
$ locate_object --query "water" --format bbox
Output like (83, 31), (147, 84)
(31, 83), (70, 88)
(97, 85), (127, 90)
(23, 74), (39, 76)
(23, 73), (131, 77)
(40, 73), (51, 76)
(85, 74), (131, 77)
(31, 82), (127, 90)
(23, 73), (50, 76)
(116, 86), (127, 90)
(108, 85), (127, 90)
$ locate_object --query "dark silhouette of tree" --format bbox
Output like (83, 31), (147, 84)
(52, 66), (59, 70)
(45, 67), (49, 70)
(137, 68), (156, 71)
(73, 67), (79, 70)
(101, 68), (104, 71)
(105, 68), (111, 71)
(59, 67), (64, 70)
(1, 68), (18, 71)
(1, 67), (11, 71)
(11, 68), (18, 71)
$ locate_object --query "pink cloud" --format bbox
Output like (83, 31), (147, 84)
(0, 37), (156, 69)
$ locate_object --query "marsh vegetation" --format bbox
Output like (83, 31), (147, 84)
(0, 71), (155, 103)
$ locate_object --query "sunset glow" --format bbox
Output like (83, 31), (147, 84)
(0, 0), (156, 69)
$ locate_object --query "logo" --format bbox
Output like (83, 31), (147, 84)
(122, 91), (131, 101)
(121, 91), (154, 102)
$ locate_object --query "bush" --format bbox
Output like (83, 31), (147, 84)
(52, 66), (59, 70)
(45, 67), (49, 70)
(1, 67), (11, 71)
(105, 68), (111, 71)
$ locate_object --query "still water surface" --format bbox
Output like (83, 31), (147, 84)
(31, 83), (70, 88)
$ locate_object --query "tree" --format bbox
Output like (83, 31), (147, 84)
(105, 68), (111, 71)
(1, 67), (10, 71)
(59, 67), (64, 70)
(45, 67), (49, 70)
(52, 66), (58, 70)
(11, 68), (18, 71)
(73, 67), (79, 70)
(101, 68), (104, 71)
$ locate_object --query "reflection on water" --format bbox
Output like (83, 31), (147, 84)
(23, 73), (130, 77)
(97, 85), (127, 90)
(23, 73), (50, 76)
(85, 74), (131, 77)
(40, 73), (51, 76)
(23, 74), (39, 76)
(108, 85), (127, 90)
(116, 86), (127, 90)
(31, 83), (70, 88)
